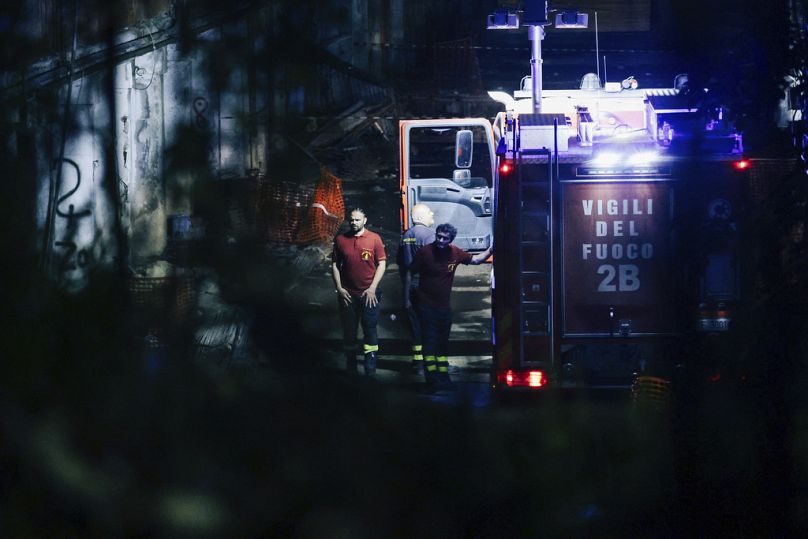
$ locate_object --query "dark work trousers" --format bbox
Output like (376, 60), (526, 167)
(405, 287), (422, 344)
(338, 292), (382, 357)
(419, 305), (453, 382)
(405, 287), (423, 363)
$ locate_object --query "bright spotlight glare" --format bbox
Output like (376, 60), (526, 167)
(592, 152), (620, 166)
(628, 152), (658, 166)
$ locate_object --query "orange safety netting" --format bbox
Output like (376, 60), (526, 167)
(257, 180), (313, 244)
(256, 167), (345, 246)
(296, 167), (345, 245)
(630, 375), (671, 410)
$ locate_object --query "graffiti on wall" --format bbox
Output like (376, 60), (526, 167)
(193, 96), (209, 131)
(192, 94), (220, 175)
(52, 157), (95, 281)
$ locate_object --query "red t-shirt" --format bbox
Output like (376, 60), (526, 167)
(332, 229), (387, 296)
(410, 243), (473, 309)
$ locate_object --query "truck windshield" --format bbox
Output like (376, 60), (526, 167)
(409, 125), (493, 187)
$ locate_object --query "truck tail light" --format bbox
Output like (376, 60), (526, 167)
(497, 369), (548, 388)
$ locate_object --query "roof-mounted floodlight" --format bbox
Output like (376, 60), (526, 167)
(487, 2), (589, 115)
(487, 10), (520, 29)
(523, 0), (550, 25)
(554, 10), (588, 28)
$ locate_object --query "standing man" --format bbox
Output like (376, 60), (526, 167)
(397, 203), (435, 375)
(406, 223), (492, 388)
(332, 208), (387, 377)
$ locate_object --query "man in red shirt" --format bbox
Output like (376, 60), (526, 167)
(332, 208), (387, 376)
(406, 223), (491, 388)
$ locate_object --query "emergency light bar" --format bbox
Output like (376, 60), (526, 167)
(576, 166), (672, 177)
(627, 151), (659, 166)
(582, 143), (667, 177)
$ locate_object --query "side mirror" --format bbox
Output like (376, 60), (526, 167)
(455, 129), (473, 168)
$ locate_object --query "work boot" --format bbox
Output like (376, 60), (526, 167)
(345, 353), (358, 374)
(424, 356), (438, 388)
(364, 351), (377, 378)
(411, 345), (424, 375)
(436, 356), (455, 389)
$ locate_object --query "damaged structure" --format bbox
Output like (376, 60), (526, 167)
(1, 0), (502, 368)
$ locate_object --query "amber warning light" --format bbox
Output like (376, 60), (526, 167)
(733, 159), (751, 171)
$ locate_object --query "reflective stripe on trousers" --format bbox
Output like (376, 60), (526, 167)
(436, 355), (449, 373)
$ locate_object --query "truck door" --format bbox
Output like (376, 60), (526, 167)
(399, 119), (496, 251)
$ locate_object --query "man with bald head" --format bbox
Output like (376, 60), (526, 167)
(397, 203), (435, 374)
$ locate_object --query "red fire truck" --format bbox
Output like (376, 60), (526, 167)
(399, 4), (751, 392)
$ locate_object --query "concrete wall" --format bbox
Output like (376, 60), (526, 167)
(10, 0), (439, 289)
(26, 22), (268, 280)
(34, 76), (115, 290)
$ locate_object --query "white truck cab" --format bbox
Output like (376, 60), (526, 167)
(399, 119), (496, 252)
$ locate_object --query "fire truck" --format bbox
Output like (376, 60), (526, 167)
(399, 3), (751, 392)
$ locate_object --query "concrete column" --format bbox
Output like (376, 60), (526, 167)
(351, 0), (369, 71)
(128, 48), (168, 263)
